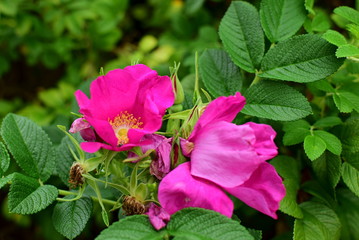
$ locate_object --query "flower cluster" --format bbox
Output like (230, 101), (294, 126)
(71, 64), (285, 230)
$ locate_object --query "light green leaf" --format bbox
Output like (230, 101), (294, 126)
(96, 215), (162, 240)
(283, 120), (311, 146)
(1, 113), (55, 182)
(0, 142), (10, 176)
(167, 208), (254, 240)
(260, 0), (306, 42)
(334, 6), (359, 25)
(342, 162), (359, 198)
(294, 201), (341, 240)
(304, 135), (326, 161)
(322, 30), (347, 46)
(199, 49), (242, 98)
(271, 156), (303, 218)
(219, 1), (264, 73)
(335, 90), (359, 112)
(53, 196), (93, 240)
(313, 116), (342, 128)
(305, 0), (315, 14)
(336, 189), (359, 239)
(312, 151), (341, 189)
(341, 117), (359, 171)
(314, 130), (342, 155)
(260, 34), (344, 82)
(8, 173), (58, 214)
(0, 173), (15, 189)
(242, 81), (312, 121)
(336, 44), (359, 57)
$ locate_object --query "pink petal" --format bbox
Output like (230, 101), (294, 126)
(190, 121), (263, 188)
(189, 92), (246, 142)
(224, 162), (286, 219)
(158, 162), (233, 218)
(243, 122), (278, 161)
(150, 136), (172, 179)
(146, 203), (170, 230)
(69, 118), (91, 133)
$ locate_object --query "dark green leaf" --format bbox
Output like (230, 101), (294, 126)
(308, 79), (335, 93)
(53, 196), (93, 240)
(304, 135), (326, 161)
(336, 189), (359, 239)
(342, 162), (359, 198)
(260, 0), (306, 42)
(56, 135), (78, 186)
(271, 156), (303, 218)
(199, 49), (242, 98)
(260, 34), (344, 82)
(302, 181), (336, 207)
(341, 117), (359, 171)
(294, 201), (341, 240)
(8, 173), (58, 214)
(0, 142), (10, 176)
(283, 120), (311, 146)
(167, 208), (254, 240)
(314, 130), (342, 155)
(96, 215), (162, 240)
(219, 1), (264, 73)
(1, 113), (55, 181)
(312, 151), (341, 189)
(242, 81), (312, 121)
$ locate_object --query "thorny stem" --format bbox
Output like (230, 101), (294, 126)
(57, 189), (118, 206)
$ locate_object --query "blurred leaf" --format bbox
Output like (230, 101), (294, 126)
(53, 196), (93, 240)
(336, 189), (359, 239)
(334, 90), (359, 113)
(260, 34), (344, 82)
(342, 162), (359, 198)
(294, 201), (341, 240)
(1, 114), (55, 181)
(304, 135), (326, 161)
(322, 30), (347, 46)
(283, 120), (311, 146)
(271, 156), (303, 218)
(334, 6), (359, 25)
(341, 117), (359, 171)
(199, 49), (242, 98)
(184, 0), (205, 15)
(336, 44), (359, 57)
(242, 81), (312, 121)
(305, 0), (315, 14)
(9, 173), (58, 215)
(219, 1), (264, 73)
(260, 0), (306, 42)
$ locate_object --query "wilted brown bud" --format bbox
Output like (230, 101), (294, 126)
(68, 162), (85, 189)
(122, 196), (146, 216)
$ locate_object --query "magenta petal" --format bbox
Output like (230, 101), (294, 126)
(191, 121), (263, 188)
(85, 117), (118, 147)
(146, 203), (171, 230)
(189, 92), (245, 141)
(69, 118), (91, 133)
(158, 162), (233, 218)
(224, 162), (286, 219)
(243, 122), (278, 161)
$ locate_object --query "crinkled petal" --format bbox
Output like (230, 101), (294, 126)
(191, 121), (263, 188)
(79, 128), (96, 142)
(189, 92), (245, 142)
(146, 203), (171, 230)
(150, 136), (172, 179)
(243, 122), (278, 161)
(69, 118), (91, 133)
(158, 162), (233, 218)
(224, 162), (286, 219)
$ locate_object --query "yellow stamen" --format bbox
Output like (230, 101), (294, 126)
(109, 111), (143, 145)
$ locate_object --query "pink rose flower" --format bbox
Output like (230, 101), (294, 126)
(74, 64), (175, 153)
(160, 93), (285, 218)
(146, 203), (171, 230)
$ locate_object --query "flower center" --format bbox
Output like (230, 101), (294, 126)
(109, 111), (143, 145)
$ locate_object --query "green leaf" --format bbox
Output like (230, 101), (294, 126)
(199, 49), (242, 98)
(1, 113), (55, 182)
(167, 208), (254, 240)
(283, 120), (311, 146)
(322, 30), (347, 46)
(312, 151), (341, 189)
(342, 162), (359, 198)
(336, 189), (359, 239)
(242, 81), (312, 121)
(8, 173), (58, 214)
(260, 34), (344, 82)
(314, 130), (342, 155)
(260, 0), (306, 42)
(301, 181), (336, 207)
(305, 0), (315, 14)
(336, 44), (359, 57)
(304, 135), (326, 161)
(0, 173), (15, 190)
(96, 215), (162, 240)
(334, 6), (359, 25)
(271, 156), (303, 218)
(0, 142), (10, 176)
(313, 116), (342, 128)
(294, 202), (341, 240)
(341, 117), (359, 171)
(334, 90), (359, 113)
(53, 196), (93, 240)
(219, 1), (264, 73)
(307, 79), (335, 93)
(56, 135), (79, 186)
